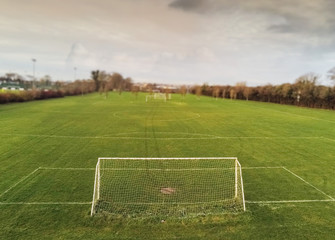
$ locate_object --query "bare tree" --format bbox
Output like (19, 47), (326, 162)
(327, 67), (335, 85)
(131, 85), (140, 98)
(294, 73), (319, 107)
(164, 87), (171, 100)
(91, 70), (100, 91)
(235, 82), (250, 100)
(195, 85), (202, 99)
(213, 86), (220, 100)
(230, 88), (236, 100)
(180, 85), (187, 99)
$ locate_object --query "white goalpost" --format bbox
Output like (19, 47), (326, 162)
(90, 157), (245, 217)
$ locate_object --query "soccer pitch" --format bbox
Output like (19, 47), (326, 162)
(0, 92), (335, 239)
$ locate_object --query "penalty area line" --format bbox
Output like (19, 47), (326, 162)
(0, 202), (92, 205)
(282, 167), (335, 200)
(0, 167), (40, 198)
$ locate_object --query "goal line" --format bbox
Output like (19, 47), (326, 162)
(246, 199), (335, 204)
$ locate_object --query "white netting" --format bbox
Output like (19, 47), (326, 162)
(91, 158), (245, 217)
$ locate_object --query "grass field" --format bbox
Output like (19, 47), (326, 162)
(0, 92), (335, 239)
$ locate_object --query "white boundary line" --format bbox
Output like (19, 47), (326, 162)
(98, 157), (237, 160)
(0, 167), (40, 198)
(39, 167), (95, 170)
(113, 110), (201, 122)
(98, 168), (233, 171)
(0, 133), (325, 140)
(0, 202), (92, 205)
(90, 166), (285, 171)
(35, 166), (287, 170)
(246, 199), (335, 204)
(113, 131), (217, 137)
(282, 167), (334, 200)
(242, 166), (284, 169)
(322, 137), (335, 142)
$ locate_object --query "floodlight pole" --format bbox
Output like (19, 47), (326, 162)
(32, 58), (36, 88)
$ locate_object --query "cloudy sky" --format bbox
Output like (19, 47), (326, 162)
(1, 0), (335, 85)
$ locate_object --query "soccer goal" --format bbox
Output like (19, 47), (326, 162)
(90, 157), (245, 217)
(146, 93), (171, 102)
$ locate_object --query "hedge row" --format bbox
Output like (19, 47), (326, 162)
(0, 90), (65, 104)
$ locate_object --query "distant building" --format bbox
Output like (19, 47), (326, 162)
(0, 76), (25, 91)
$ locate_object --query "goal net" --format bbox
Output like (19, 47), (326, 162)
(90, 157), (245, 217)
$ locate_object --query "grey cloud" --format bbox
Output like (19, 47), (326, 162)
(168, 0), (206, 11)
(266, 16), (307, 34)
(169, 0), (335, 35)
(267, 23), (296, 33)
(168, 0), (227, 13)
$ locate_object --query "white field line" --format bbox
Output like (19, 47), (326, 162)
(100, 168), (233, 171)
(242, 166), (284, 169)
(246, 199), (335, 204)
(282, 167), (335, 200)
(39, 167), (95, 170)
(0, 202), (92, 205)
(0, 133), (324, 140)
(97, 166), (284, 171)
(322, 137), (335, 142)
(113, 131), (217, 137)
(98, 157), (237, 160)
(113, 111), (201, 122)
(0, 167), (40, 198)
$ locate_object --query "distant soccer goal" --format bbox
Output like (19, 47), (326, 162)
(90, 157), (245, 217)
(146, 93), (171, 102)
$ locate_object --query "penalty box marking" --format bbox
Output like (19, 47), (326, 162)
(282, 167), (334, 200)
(0, 167), (40, 198)
(244, 166), (334, 204)
(0, 167), (94, 205)
(0, 166), (334, 205)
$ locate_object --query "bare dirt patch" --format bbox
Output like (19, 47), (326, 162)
(160, 187), (176, 195)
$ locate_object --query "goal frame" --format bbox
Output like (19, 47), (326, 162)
(90, 157), (246, 216)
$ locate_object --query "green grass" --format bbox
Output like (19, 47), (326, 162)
(0, 92), (335, 239)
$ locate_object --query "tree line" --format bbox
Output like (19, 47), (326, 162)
(0, 70), (135, 104)
(190, 72), (335, 110)
(0, 80), (96, 104)
(3, 67), (335, 110)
